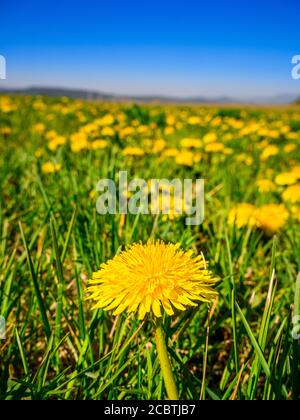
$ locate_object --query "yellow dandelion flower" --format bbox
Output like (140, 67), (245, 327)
(152, 139), (166, 153)
(284, 144), (297, 154)
(223, 147), (234, 155)
(187, 116), (201, 125)
(70, 132), (89, 153)
(282, 184), (300, 203)
(123, 147), (145, 157)
(255, 204), (289, 235)
(291, 166), (300, 179)
(235, 153), (254, 166)
(166, 115), (176, 125)
(119, 126), (135, 138)
(260, 145), (279, 161)
(101, 126), (115, 137)
(96, 114), (114, 126)
(32, 123), (45, 134)
(205, 142), (224, 153)
(163, 148), (179, 158)
(48, 135), (66, 151)
(86, 240), (217, 320)
(45, 130), (58, 140)
(256, 179), (276, 193)
(180, 138), (202, 148)
(228, 203), (257, 229)
(41, 162), (61, 174)
(203, 132), (217, 144)
(137, 125), (149, 135)
(0, 126), (12, 136)
(89, 189), (96, 199)
(164, 126), (175, 135)
(291, 206), (300, 222)
(35, 148), (43, 158)
(90, 139), (108, 150)
(275, 172), (298, 186)
(175, 151), (194, 167)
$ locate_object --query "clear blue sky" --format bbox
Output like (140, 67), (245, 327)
(0, 0), (300, 99)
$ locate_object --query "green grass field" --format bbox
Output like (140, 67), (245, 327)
(0, 95), (300, 400)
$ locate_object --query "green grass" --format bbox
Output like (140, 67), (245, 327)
(0, 95), (300, 400)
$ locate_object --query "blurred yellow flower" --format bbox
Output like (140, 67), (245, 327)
(275, 172), (298, 186)
(166, 115), (176, 125)
(90, 139), (108, 150)
(119, 127), (135, 138)
(32, 123), (46, 134)
(0, 126), (12, 136)
(41, 162), (61, 174)
(163, 148), (179, 158)
(284, 144), (296, 154)
(96, 114), (114, 126)
(291, 166), (300, 179)
(187, 116), (201, 125)
(45, 130), (58, 140)
(256, 179), (276, 193)
(180, 138), (202, 148)
(35, 148), (43, 158)
(203, 132), (217, 144)
(205, 142), (224, 153)
(260, 145), (279, 161)
(164, 126), (175, 135)
(236, 153), (254, 166)
(291, 206), (300, 222)
(228, 203), (257, 229)
(152, 139), (166, 153)
(255, 204), (289, 235)
(175, 151), (194, 167)
(223, 147), (234, 155)
(101, 126), (115, 137)
(123, 147), (145, 157)
(282, 184), (300, 203)
(48, 135), (66, 151)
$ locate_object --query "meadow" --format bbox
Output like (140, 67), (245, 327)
(0, 94), (300, 400)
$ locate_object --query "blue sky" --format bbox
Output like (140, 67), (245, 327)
(0, 0), (300, 99)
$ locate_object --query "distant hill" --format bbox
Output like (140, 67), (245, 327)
(0, 86), (300, 105)
(0, 86), (240, 103)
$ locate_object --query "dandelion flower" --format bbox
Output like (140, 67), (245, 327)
(255, 204), (289, 235)
(90, 139), (108, 150)
(228, 204), (257, 229)
(282, 184), (300, 203)
(203, 132), (217, 144)
(175, 151), (194, 167)
(205, 142), (224, 153)
(96, 114), (114, 126)
(291, 166), (300, 179)
(260, 145), (279, 161)
(123, 146), (145, 157)
(291, 206), (300, 222)
(41, 162), (61, 174)
(48, 135), (66, 151)
(163, 148), (179, 158)
(256, 179), (276, 193)
(275, 172), (298, 186)
(284, 144), (297, 154)
(180, 138), (202, 148)
(101, 126), (115, 137)
(87, 240), (217, 320)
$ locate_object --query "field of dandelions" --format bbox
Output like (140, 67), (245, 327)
(0, 94), (300, 400)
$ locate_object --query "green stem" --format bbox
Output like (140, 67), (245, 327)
(154, 320), (179, 400)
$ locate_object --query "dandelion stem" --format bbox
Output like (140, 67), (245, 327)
(154, 320), (179, 400)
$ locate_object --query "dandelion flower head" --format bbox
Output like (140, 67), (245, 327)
(87, 240), (218, 320)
